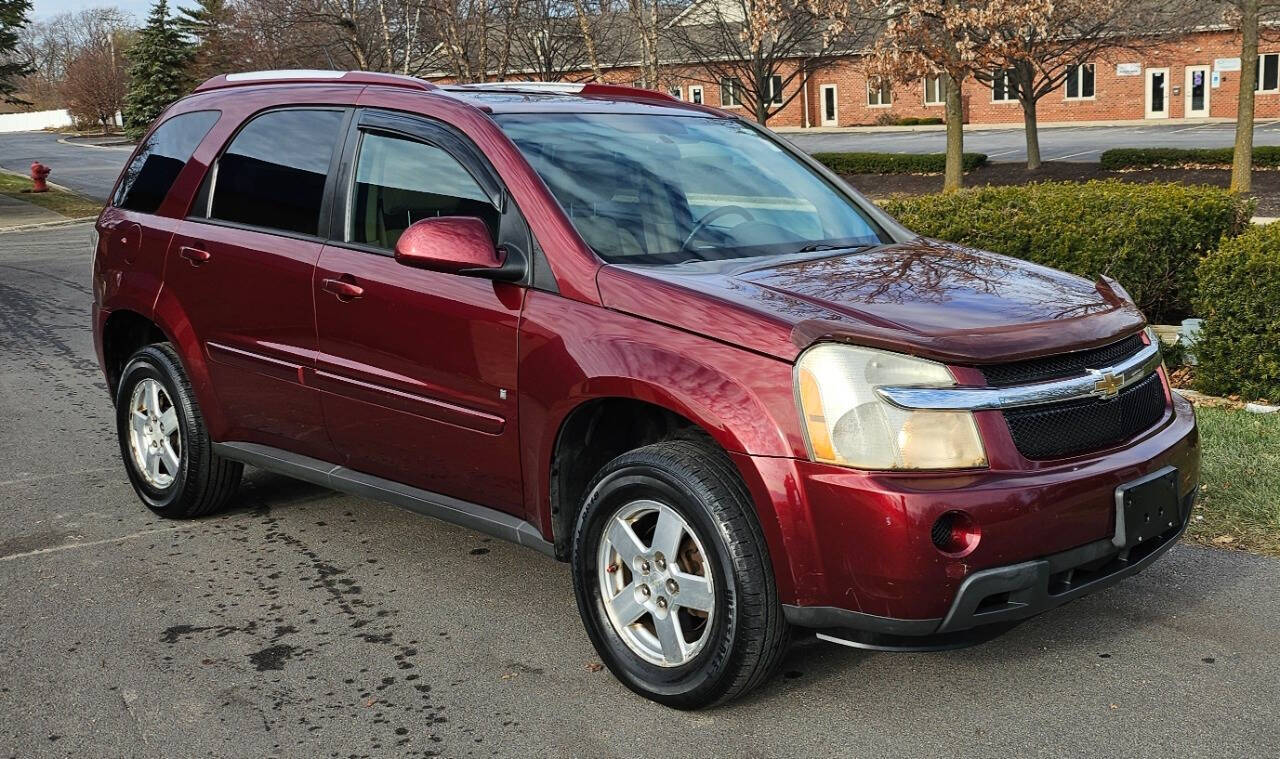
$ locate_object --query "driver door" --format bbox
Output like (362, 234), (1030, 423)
(312, 109), (527, 514)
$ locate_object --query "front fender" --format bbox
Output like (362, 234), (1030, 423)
(517, 290), (806, 598)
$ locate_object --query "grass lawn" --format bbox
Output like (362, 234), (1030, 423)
(1188, 406), (1280, 557)
(0, 171), (102, 219)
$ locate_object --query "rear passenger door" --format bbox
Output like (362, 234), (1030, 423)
(166, 107), (349, 460)
(312, 109), (526, 514)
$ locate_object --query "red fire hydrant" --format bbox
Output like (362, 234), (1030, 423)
(30, 162), (50, 193)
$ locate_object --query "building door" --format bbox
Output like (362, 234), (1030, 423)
(820, 85), (838, 126)
(1185, 65), (1210, 118)
(1146, 68), (1170, 118)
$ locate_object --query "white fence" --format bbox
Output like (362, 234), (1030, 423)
(0, 109), (74, 134)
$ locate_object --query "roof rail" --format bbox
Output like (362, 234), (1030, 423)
(442, 81), (679, 105)
(194, 70), (437, 93)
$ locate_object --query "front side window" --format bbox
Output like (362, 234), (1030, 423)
(496, 113), (886, 265)
(208, 109), (345, 235)
(114, 110), (220, 213)
(720, 78), (742, 106)
(1257, 53), (1279, 92)
(868, 78), (892, 106)
(348, 132), (497, 250)
(1066, 63), (1095, 99)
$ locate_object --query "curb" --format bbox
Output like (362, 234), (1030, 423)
(773, 117), (1278, 135)
(56, 136), (135, 150)
(0, 217), (95, 234)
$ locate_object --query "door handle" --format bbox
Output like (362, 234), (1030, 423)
(179, 246), (211, 266)
(321, 276), (364, 301)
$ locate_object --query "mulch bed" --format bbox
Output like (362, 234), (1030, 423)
(846, 162), (1280, 216)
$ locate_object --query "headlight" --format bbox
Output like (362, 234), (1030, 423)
(795, 343), (987, 470)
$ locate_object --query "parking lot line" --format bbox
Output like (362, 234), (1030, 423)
(1049, 149), (1101, 160)
(0, 525), (195, 562)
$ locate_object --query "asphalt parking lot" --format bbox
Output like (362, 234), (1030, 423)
(4, 229), (1280, 756)
(784, 120), (1280, 163)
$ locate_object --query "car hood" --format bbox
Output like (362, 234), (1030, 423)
(596, 239), (1146, 364)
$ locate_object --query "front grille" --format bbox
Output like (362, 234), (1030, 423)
(980, 334), (1145, 387)
(1004, 372), (1168, 460)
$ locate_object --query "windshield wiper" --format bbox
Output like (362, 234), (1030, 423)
(792, 242), (872, 255)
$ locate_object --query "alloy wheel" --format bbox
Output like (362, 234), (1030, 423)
(597, 499), (716, 667)
(127, 378), (182, 489)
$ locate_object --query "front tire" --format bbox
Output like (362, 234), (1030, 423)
(570, 440), (789, 708)
(115, 343), (242, 518)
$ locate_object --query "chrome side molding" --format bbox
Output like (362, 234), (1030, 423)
(876, 341), (1163, 412)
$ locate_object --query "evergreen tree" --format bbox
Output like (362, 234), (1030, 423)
(123, 0), (192, 139)
(0, 0), (33, 105)
(177, 0), (241, 83)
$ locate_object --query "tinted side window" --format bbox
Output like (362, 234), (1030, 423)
(210, 109), (344, 236)
(114, 110), (220, 213)
(349, 132), (498, 250)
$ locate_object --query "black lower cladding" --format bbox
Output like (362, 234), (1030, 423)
(789, 489), (1194, 650)
(1004, 371), (1168, 460)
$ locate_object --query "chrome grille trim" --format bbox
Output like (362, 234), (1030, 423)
(876, 341), (1163, 412)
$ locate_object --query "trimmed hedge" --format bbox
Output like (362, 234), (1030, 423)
(813, 151), (987, 175)
(1100, 146), (1280, 170)
(880, 180), (1253, 322)
(894, 116), (945, 126)
(1193, 223), (1280, 401)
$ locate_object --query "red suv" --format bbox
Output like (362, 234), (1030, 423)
(93, 71), (1199, 708)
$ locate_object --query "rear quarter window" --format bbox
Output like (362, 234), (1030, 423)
(113, 110), (221, 214)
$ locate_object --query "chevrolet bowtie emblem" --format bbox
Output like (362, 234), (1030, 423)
(1089, 369), (1124, 400)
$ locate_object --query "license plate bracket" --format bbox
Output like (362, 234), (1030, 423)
(1113, 466), (1180, 549)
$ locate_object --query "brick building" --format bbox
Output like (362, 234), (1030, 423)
(431, 12), (1279, 130)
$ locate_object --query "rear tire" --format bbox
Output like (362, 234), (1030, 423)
(115, 343), (242, 518)
(570, 440), (789, 708)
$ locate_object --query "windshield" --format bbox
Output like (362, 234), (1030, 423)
(495, 113), (887, 265)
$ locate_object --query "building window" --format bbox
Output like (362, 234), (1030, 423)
(992, 69), (1017, 101)
(720, 77), (742, 107)
(1066, 63), (1095, 99)
(764, 75), (783, 104)
(1257, 53), (1279, 92)
(867, 78), (892, 107)
(923, 75), (944, 105)
(689, 85), (703, 104)
(667, 86), (682, 100)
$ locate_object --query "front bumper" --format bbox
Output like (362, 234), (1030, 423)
(785, 488), (1193, 650)
(732, 386), (1201, 643)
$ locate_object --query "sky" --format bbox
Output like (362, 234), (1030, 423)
(31, 0), (165, 21)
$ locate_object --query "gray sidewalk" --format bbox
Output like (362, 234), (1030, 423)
(0, 192), (64, 229)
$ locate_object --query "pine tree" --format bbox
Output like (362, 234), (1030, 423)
(178, 0), (241, 84)
(0, 0), (33, 105)
(123, 0), (192, 139)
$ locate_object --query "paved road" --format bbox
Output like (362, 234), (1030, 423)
(785, 121), (1280, 162)
(0, 131), (133, 201)
(2, 223), (1279, 757)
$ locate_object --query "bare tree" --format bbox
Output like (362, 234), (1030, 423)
(859, 0), (1053, 191)
(973, 0), (1163, 170)
(1223, 0), (1280, 192)
(61, 42), (126, 132)
(17, 7), (132, 109)
(667, 0), (873, 124)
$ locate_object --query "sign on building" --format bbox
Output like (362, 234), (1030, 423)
(1216, 57), (1242, 72)
(1116, 63), (1142, 76)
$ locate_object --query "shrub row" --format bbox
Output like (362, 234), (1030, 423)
(812, 151), (987, 175)
(1100, 146), (1280, 170)
(879, 180), (1253, 322)
(1194, 223), (1280, 401)
(894, 116), (944, 126)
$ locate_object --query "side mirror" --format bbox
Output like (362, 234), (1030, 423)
(394, 216), (511, 278)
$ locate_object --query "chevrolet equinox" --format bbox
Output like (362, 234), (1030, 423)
(93, 71), (1200, 708)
